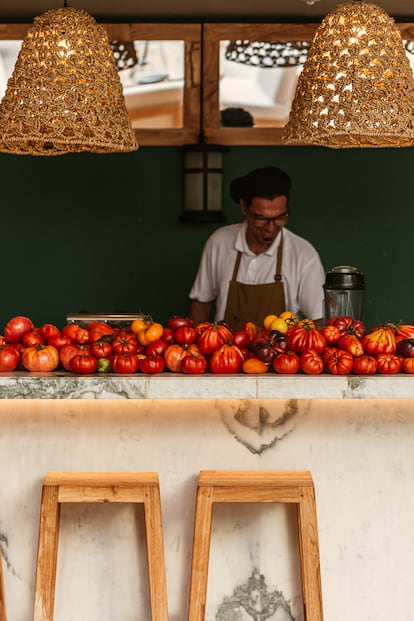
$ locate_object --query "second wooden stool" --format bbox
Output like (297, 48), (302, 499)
(33, 471), (168, 621)
(188, 469), (324, 621)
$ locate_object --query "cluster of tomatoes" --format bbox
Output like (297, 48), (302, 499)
(1, 313), (414, 375)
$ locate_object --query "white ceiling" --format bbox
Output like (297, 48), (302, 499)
(0, 0), (413, 21)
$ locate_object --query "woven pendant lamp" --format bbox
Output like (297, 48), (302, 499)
(0, 6), (138, 155)
(283, 1), (414, 148)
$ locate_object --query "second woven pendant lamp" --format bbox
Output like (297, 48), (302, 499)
(283, 1), (414, 148)
(0, 6), (138, 155)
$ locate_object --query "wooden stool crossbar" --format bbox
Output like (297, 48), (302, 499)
(188, 470), (324, 621)
(33, 472), (168, 621)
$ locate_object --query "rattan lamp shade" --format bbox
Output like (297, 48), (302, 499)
(283, 1), (414, 148)
(0, 7), (138, 155)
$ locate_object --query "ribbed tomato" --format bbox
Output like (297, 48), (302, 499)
(287, 326), (326, 355)
(197, 323), (233, 356)
(353, 355), (377, 375)
(362, 326), (396, 355)
(324, 348), (353, 375)
(209, 343), (244, 374)
(22, 345), (59, 372)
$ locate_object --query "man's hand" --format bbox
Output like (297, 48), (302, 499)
(188, 300), (213, 325)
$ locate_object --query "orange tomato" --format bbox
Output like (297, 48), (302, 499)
(242, 357), (269, 374)
(279, 311), (297, 327)
(137, 322), (164, 346)
(263, 314), (278, 330)
(298, 318), (315, 330)
(130, 318), (149, 335)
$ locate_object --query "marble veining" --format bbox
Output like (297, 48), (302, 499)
(1, 372), (414, 399)
(216, 569), (295, 620)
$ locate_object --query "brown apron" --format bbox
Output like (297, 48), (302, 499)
(224, 231), (286, 330)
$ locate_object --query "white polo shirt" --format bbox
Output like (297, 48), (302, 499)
(189, 222), (325, 321)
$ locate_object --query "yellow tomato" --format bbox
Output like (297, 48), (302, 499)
(270, 317), (288, 333)
(279, 311), (297, 327)
(298, 318), (315, 329)
(263, 314), (279, 330)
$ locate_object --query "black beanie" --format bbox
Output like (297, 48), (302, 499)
(230, 166), (291, 204)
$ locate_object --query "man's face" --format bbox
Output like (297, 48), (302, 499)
(241, 195), (289, 251)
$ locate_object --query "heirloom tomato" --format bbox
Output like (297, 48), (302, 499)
(161, 327), (175, 345)
(279, 311), (298, 327)
(362, 326), (396, 355)
(263, 314), (278, 330)
(326, 316), (366, 339)
(321, 325), (341, 345)
(231, 329), (251, 349)
(22, 345), (59, 372)
(242, 321), (262, 340)
(130, 318), (150, 335)
(0, 344), (20, 372)
(181, 350), (207, 375)
(395, 324), (414, 343)
(353, 355), (377, 375)
(39, 324), (60, 341)
(252, 338), (277, 364)
(267, 330), (288, 352)
(197, 323), (233, 356)
(97, 358), (112, 373)
(22, 330), (44, 348)
(337, 334), (364, 357)
(375, 354), (402, 375)
(167, 316), (193, 330)
(87, 321), (114, 343)
(59, 344), (91, 371)
(69, 354), (98, 374)
(137, 322), (164, 347)
(62, 324), (89, 344)
(396, 338), (414, 358)
(272, 351), (300, 374)
(287, 325), (326, 355)
(47, 333), (73, 350)
(90, 340), (113, 359)
(164, 344), (187, 372)
(111, 353), (139, 374)
(174, 326), (198, 345)
(209, 343), (244, 374)
(0, 336), (5, 346)
(4, 315), (34, 343)
(324, 348), (353, 375)
(300, 349), (324, 375)
(403, 358), (414, 374)
(242, 357), (269, 374)
(297, 318), (315, 329)
(112, 332), (139, 355)
(139, 355), (165, 374)
(145, 339), (167, 357)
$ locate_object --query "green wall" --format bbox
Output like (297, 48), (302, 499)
(1, 145), (413, 332)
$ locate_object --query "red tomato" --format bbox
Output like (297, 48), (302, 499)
(209, 343), (244, 374)
(164, 344), (187, 372)
(362, 327), (396, 355)
(0, 336), (5, 346)
(112, 332), (139, 355)
(321, 325), (341, 345)
(395, 324), (414, 343)
(62, 324), (90, 344)
(0, 344), (20, 371)
(22, 345), (59, 372)
(300, 349), (324, 375)
(324, 348), (353, 375)
(353, 355), (377, 375)
(396, 338), (414, 358)
(39, 323), (60, 341)
(4, 315), (34, 343)
(111, 353), (139, 374)
(273, 351), (300, 374)
(87, 321), (115, 343)
(47, 333), (73, 350)
(59, 344), (91, 371)
(69, 354), (98, 374)
(174, 326), (198, 345)
(375, 354), (402, 374)
(167, 316), (194, 330)
(90, 340), (113, 359)
(181, 351), (207, 374)
(326, 316), (366, 339)
(337, 334), (364, 357)
(231, 329), (251, 349)
(197, 323), (233, 356)
(139, 355), (165, 374)
(287, 326), (326, 355)
(161, 327), (175, 345)
(145, 339), (167, 357)
(22, 330), (44, 348)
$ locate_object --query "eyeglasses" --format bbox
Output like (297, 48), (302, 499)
(248, 210), (289, 228)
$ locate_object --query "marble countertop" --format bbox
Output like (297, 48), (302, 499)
(0, 371), (413, 399)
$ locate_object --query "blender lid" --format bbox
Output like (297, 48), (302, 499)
(324, 265), (365, 289)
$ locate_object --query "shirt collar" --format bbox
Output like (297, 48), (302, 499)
(235, 221), (282, 256)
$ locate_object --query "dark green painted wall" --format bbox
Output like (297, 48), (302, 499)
(1, 145), (412, 332)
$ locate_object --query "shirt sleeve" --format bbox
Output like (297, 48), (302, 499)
(296, 253), (326, 320)
(189, 234), (218, 303)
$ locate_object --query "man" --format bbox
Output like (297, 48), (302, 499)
(188, 166), (325, 330)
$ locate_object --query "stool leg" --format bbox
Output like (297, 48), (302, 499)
(297, 485), (324, 621)
(33, 485), (60, 621)
(0, 551), (6, 621)
(143, 484), (169, 621)
(188, 486), (214, 621)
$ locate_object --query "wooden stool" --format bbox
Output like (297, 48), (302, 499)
(0, 550), (6, 621)
(33, 472), (168, 621)
(188, 470), (323, 621)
